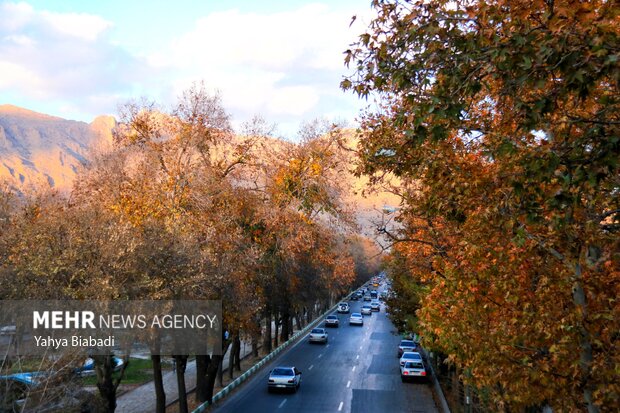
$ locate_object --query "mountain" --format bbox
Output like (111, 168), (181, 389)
(0, 104), (115, 191)
(0, 105), (398, 237)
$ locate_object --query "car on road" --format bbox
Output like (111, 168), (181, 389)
(337, 302), (350, 313)
(400, 360), (428, 382)
(399, 351), (423, 367)
(324, 315), (339, 327)
(350, 293), (359, 301)
(397, 340), (417, 357)
(363, 295), (372, 302)
(309, 328), (328, 344)
(361, 305), (372, 315)
(349, 312), (363, 326)
(268, 367), (302, 392)
(370, 301), (381, 311)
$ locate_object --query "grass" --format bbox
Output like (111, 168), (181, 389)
(80, 357), (173, 385)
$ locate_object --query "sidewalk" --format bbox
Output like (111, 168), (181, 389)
(116, 342), (253, 413)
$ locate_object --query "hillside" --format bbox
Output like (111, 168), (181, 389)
(0, 105), (115, 190)
(0, 105), (399, 236)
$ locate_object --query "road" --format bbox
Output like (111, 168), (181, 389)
(213, 285), (438, 413)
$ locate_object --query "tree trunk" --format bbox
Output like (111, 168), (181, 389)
(295, 313), (303, 330)
(218, 356), (224, 387)
(174, 355), (189, 413)
(263, 311), (272, 354)
(280, 311), (290, 342)
(228, 334), (238, 380)
(273, 312), (279, 348)
(204, 354), (222, 404)
(573, 262), (600, 413)
(151, 355), (166, 413)
(234, 335), (242, 371)
(94, 355), (117, 413)
(252, 327), (260, 357)
(195, 355), (209, 403)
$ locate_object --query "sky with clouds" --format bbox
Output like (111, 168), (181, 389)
(0, 0), (377, 139)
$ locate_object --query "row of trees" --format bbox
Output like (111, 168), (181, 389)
(0, 85), (380, 412)
(344, 0), (618, 412)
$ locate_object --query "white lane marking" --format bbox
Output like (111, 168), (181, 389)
(326, 344), (330, 348)
(309, 364), (314, 370)
(359, 346), (363, 350)
(346, 380), (351, 388)
(338, 401), (344, 411)
(279, 399), (287, 409)
(356, 355), (359, 360)
(352, 366), (356, 372)
(318, 354), (323, 358)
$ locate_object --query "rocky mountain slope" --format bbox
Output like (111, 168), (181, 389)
(0, 105), (399, 237)
(0, 104), (115, 190)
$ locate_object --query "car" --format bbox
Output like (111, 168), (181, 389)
(349, 313), (363, 326)
(324, 315), (339, 327)
(363, 295), (372, 302)
(268, 367), (302, 392)
(400, 360), (428, 382)
(350, 293), (359, 301)
(361, 305), (372, 315)
(356, 291), (364, 298)
(397, 340), (417, 357)
(370, 291), (378, 299)
(399, 351), (422, 367)
(337, 302), (350, 313)
(309, 328), (328, 343)
(76, 357), (124, 376)
(370, 301), (381, 311)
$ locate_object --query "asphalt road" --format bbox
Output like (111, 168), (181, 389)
(213, 286), (438, 413)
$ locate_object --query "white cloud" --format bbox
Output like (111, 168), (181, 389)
(0, 2), (373, 137)
(40, 11), (112, 42)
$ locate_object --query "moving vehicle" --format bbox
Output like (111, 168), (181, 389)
(268, 367), (302, 392)
(400, 360), (428, 382)
(337, 302), (350, 313)
(397, 340), (417, 357)
(349, 313), (363, 326)
(361, 305), (372, 315)
(370, 290), (378, 299)
(309, 328), (328, 343)
(324, 315), (339, 327)
(370, 301), (381, 311)
(399, 351), (423, 367)
(363, 295), (372, 302)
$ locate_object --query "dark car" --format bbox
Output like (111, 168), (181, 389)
(397, 340), (417, 357)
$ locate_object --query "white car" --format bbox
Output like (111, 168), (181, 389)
(400, 360), (428, 382)
(268, 367), (302, 392)
(370, 301), (381, 311)
(361, 305), (372, 315)
(309, 328), (328, 344)
(349, 313), (363, 326)
(324, 315), (339, 327)
(399, 351), (422, 367)
(337, 302), (350, 313)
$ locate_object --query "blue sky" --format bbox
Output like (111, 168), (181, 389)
(0, 1), (375, 138)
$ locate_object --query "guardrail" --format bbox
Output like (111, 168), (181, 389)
(191, 292), (356, 413)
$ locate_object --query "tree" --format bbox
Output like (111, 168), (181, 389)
(344, 0), (619, 411)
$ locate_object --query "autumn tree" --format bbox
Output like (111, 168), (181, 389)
(344, 0), (619, 411)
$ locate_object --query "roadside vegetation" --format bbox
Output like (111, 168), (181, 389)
(343, 1), (619, 411)
(0, 86), (381, 412)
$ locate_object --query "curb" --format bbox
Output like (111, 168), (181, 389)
(423, 350), (451, 413)
(191, 293), (356, 412)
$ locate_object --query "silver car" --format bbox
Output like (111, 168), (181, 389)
(361, 305), (372, 315)
(349, 312), (363, 326)
(399, 351), (422, 367)
(309, 328), (328, 343)
(400, 360), (428, 382)
(268, 367), (302, 392)
(370, 301), (380, 311)
(324, 314), (339, 327)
